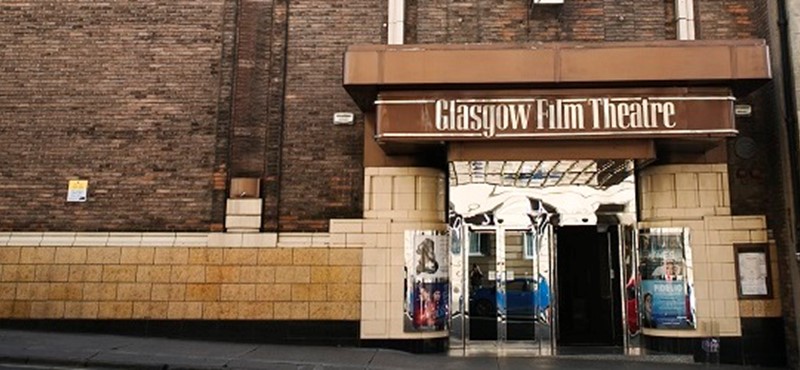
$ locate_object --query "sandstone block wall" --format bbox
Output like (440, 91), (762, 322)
(639, 164), (780, 338)
(0, 233), (361, 321)
(355, 167), (448, 340)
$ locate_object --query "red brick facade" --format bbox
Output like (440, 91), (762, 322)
(412, 0), (668, 43)
(0, 1), (236, 232)
(0, 0), (778, 233)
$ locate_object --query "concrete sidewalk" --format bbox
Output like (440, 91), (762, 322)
(0, 329), (781, 370)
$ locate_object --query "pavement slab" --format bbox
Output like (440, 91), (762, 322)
(0, 329), (788, 370)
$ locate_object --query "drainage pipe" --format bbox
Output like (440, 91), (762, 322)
(388, 0), (404, 45)
(675, 0), (695, 40)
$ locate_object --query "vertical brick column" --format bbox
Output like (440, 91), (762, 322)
(211, 0), (239, 231)
(229, 0), (274, 176)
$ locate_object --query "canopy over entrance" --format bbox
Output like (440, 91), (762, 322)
(344, 40), (770, 111)
(345, 40), (771, 160)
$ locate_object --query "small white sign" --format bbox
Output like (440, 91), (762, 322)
(333, 112), (354, 125)
(67, 180), (88, 202)
(734, 104), (752, 116)
(738, 251), (768, 296)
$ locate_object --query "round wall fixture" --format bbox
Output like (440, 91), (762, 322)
(734, 137), (757, 160)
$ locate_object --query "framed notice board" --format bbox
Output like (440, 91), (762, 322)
(734, 243), (772, 299)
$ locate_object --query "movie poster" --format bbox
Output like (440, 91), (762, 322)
(404, 230), (449, 332)
(638, 228), (695, 330)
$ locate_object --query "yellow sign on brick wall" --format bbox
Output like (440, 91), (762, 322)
(66, 180), (88, 202)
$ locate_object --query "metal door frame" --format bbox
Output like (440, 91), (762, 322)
(451, 221), (639, 356)
(453, 223), (555, 355)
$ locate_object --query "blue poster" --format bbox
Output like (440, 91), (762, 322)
(638, 228), (695, 330)
(641, 280), (691, 329)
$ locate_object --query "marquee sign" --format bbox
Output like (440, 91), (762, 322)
(375, 90), (736, 141)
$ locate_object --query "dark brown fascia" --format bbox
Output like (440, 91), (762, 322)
(343, 40), (771, 112)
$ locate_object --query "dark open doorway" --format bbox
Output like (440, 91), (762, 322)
(556, 225), (622, 347)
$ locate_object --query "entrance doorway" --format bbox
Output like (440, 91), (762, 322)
(448, 160), (639, 356)
(461, 225), (553, 355)
(556, 225), (623, 347)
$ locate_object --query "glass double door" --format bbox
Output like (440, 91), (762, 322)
(461, 225), (554, 354)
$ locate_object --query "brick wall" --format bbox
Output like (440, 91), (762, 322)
(0, 241), (361, 321)
(0, 0), (777, 236)
(0, 1), (235, 232)
(409, 0), (764, 46)
(414, 0), (666, 43)
(783, 0), (800, 361)
(751, 0), (800, 365)
(276, 0), (385, 232)
(665, 0), (677, 39)
(696, 0), (757, 40)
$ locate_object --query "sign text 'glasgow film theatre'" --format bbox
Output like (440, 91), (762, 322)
(376, 93), (735, 140)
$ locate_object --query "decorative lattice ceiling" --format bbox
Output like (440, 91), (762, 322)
(448, 160), (635, 189)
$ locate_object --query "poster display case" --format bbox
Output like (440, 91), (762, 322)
(637, 228), (696, 330)
(404, 230), (450, 332)
(734, 243), (772, 299)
